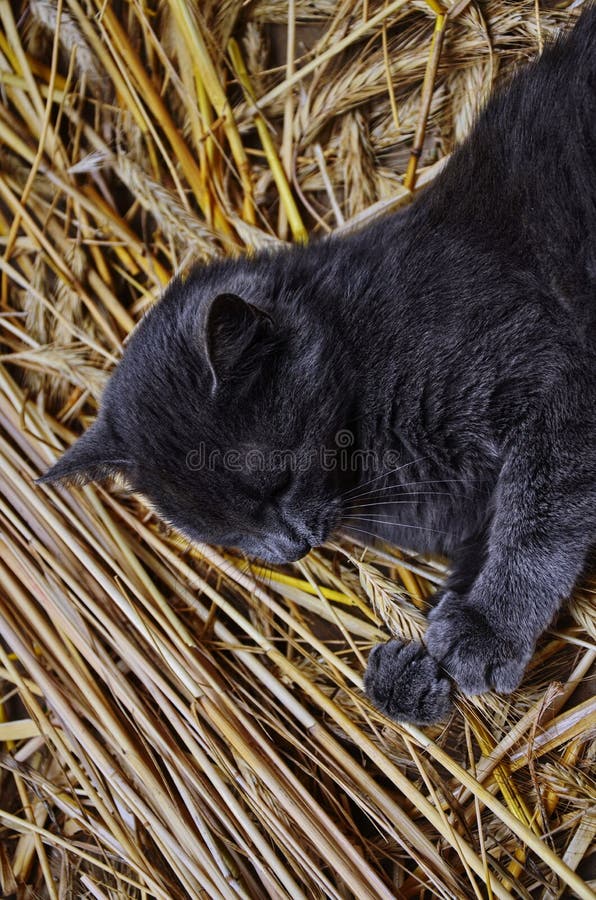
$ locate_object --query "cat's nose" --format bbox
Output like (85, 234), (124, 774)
(259, 536), (312, 564)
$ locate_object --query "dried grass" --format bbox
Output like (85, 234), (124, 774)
(0, 0), (594, 897)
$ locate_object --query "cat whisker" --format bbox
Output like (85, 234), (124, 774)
(340, 455), (430, 499)
(340, 523), (445, 547)
(343, 477), (467, 504)
(345, 491), (460, 511)
(343, 514), (447, 535)
(217, 547), (262, 578)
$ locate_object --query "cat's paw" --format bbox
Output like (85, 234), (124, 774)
(364, 639), (453, 725)
(425, 591), (532, 696)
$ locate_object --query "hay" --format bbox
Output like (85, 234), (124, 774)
(0, 0), (594, 896)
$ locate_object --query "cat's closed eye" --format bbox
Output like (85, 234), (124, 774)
(249, 471), (294, 519)
(268, 471), (293, 503)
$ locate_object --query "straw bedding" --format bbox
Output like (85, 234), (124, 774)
(0, 0), (594, 896)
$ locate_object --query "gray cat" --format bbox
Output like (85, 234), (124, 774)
(41, 8), (596, 724)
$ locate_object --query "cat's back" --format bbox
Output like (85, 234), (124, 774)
(419, 6), (596, 336)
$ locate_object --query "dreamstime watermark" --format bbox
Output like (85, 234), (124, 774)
(185, 429), (401, 474)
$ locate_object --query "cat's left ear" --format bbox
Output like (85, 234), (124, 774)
(204, 292), (277, 388)
(37, 421), (133, 486)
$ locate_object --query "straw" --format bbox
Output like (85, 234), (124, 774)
(1, 1), (593, 896)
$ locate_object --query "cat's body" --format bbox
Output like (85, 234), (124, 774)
(42, 8), (596, 724)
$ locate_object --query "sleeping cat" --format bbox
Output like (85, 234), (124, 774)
(41, 8), (596, 725)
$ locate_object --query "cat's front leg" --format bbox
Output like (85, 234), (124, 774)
(425, 384), (595, 698)
(365, 378), (595, 722)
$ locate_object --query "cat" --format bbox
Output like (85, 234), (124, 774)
(40, 7), (596, 725)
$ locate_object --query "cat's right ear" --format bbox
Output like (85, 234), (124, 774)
(37, 421), (133, 487)
(204, 292), (277, 389)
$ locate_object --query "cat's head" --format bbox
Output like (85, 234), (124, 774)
(40, 259), (352, 563)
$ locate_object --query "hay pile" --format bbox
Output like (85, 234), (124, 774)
(0, 0), (594, 896)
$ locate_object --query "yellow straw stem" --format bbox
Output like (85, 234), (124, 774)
(404, 12), (447, 191)
(228, 39), (307, 244)
(167, 0), (255, 225)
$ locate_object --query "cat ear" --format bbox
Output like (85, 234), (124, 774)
(204, 292), (276, 387)
(37, 422), (133, 486)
